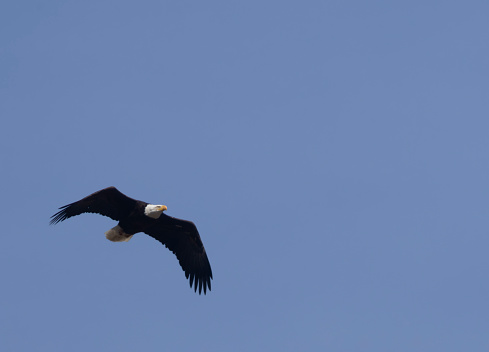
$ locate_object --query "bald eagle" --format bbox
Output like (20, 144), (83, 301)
(50, 187), (212, 294)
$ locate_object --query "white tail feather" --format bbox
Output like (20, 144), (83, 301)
(105, 225), (133, 242)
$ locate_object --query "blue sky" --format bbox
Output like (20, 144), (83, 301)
(1, 1), (488, 351)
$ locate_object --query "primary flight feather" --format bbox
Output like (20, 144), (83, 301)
(50, 186), (212, 294)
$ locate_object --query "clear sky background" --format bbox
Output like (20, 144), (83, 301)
(1, 1), (488, 351)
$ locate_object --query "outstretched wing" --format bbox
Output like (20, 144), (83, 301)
(50, 186), (138, 225)
(144, 213), (213, 294)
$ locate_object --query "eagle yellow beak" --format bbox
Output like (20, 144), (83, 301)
(159, 205), (168, 211)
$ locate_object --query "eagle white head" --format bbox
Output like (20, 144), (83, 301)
(144, 204), (168, 219)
